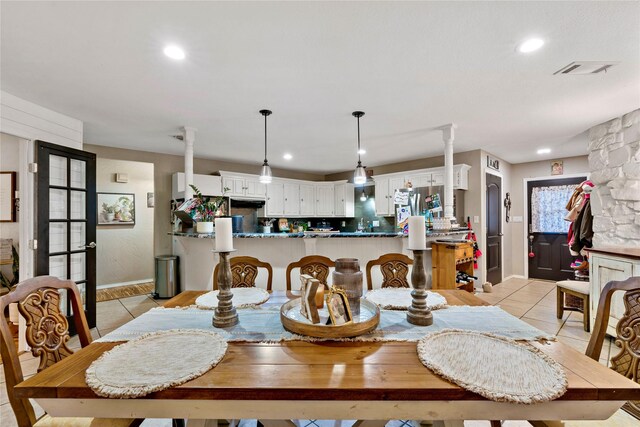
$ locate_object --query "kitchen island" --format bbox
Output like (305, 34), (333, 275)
(171, 230), (470, 292)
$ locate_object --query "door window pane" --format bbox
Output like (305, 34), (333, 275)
(76, 282), (86, 308)
(70, 222), (86, 250)
(49, 155), (67, 186)
(71, 253), (85, 282)
(49, 255), (67, 280)
(70, 159), (86, 189)
(49, 189), (67, 219)
(530, 185), (575, 233)
(70, 191), (86, 219)
(57, 289), (68, 316)
(49, 222), (67, 253)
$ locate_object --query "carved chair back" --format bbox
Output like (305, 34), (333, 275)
(365, 253), (414, 290)
(0, 276), (92, 427)
(586, 276), (640, 419)
(286, 255), (335, 290)
(213, 256), (273, 291)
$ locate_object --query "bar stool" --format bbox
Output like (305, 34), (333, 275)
(556, 280), (590, 332)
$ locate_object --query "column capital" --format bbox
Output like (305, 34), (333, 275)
(439, 123), (457, 142)
(181, 126), (197, 144)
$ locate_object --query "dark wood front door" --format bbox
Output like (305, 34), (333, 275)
(527, 177), (586, 281)
(486, 173), (502, 285)
(36, 141), (97, 329)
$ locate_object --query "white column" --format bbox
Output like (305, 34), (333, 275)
(441, 124), (456, 220)
(182, 126), (197, 199)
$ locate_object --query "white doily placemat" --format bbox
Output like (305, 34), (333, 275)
(417, 329), (567, 404)
(86, 329), (227, 398)
(364, 288), (448, 310)
(195, 287), (270, 309)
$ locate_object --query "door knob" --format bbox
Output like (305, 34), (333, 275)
(498, 233), (504, 236)
(80, 242), (97, 249)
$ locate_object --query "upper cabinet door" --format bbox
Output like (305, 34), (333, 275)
(245, 178), (266, 198)
(374, 178), (390, 216)
(283, 183), (300, 216)
(334, 184), (346, 217)
(431, 172), (444, 186)
(409, 173), (432, 188)
(265, 183), (284, 216)
(299, 184), (315, 216)
(315, 185), (334, 216)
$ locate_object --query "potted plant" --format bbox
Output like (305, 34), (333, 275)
(189, 184), (229, 233)
(101, 202), (116, 222)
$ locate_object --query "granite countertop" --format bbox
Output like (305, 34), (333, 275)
(171, 229), (470, 239)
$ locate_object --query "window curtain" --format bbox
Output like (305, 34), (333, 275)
(530, 185), (575, 233)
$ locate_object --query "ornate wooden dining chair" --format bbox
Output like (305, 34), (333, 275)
(285, 255), (335, 290)
(510, 276), (640, 427)
(585, 275), (640, 419)
(213, 256), (273, 291)
(365, 253), (413, 290)
(0, 276), (142, 427)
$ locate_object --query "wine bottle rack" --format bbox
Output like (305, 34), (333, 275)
(431, 241), (475, 292)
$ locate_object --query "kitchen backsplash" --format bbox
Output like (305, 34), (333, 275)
(256, 185), (396, 233)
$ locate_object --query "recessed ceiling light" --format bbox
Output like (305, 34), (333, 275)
(518, 38), (544, 53)
(283, 153), (293, 160)
(357, 149), (366, 155)
(537, 148), (551, 154)
(163, 45), (185, 60)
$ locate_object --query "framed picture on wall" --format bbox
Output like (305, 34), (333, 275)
(0, 172), (17, 222)
(98, 192), (135, 225)
(551, 160), (563, 176)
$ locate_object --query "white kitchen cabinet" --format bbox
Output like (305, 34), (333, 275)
(315, 185), (335, 217)
(374, 177), (403, 217)
(265, 182), (285, 216)
(283, 183), (300, 216)
(589, 249), (640, 336)
(374, 178), (391, 216)
(408, 173), (432, 188)
(334, 183), (354, 217)
(222, 174), (266, 198)
(172, 173), (223, 199)
(431, 171), (444, 186)
(245, 178), (266, 198)
(299, 184), (316, 216)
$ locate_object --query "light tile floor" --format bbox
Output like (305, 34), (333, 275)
(2, 279), (638, 427)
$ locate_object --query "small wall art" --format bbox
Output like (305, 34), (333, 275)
(0, 172), (16, 222)
(98, 192), (135, 225)
(551, 160), (563, 176)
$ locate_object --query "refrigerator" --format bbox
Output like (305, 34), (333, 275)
(394, 186), (466, 230)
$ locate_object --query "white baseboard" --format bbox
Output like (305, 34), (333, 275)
(97, 278), (154, 290)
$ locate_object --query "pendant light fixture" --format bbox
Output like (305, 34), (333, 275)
(259, 109), (273, 184)
(360, 189), (368, 202)
(352, 111), (367, 185)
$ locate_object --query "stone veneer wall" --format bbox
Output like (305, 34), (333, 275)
(588, 108), (640, 248)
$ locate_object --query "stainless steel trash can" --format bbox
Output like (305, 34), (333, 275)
(154, 255), (179, 299)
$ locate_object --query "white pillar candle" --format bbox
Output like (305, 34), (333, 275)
(215, 217), (234, 251)
(407, 216), (426, 250)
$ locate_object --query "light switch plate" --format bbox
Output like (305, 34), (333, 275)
(372, 220), (380, 226)
(473, 216), (480, 224)
(511, 216), (523, 223)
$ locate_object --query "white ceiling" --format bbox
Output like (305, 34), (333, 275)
(1, 1), (639, 173)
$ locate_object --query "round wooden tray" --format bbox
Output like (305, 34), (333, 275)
(280, 298), (380, 338)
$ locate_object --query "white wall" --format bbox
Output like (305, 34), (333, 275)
(0, 133), (20, 244)
(96, 158), (154, 288)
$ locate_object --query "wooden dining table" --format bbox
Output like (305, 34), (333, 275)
(14, 290), (640, 427)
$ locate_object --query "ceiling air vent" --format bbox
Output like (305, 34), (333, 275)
(554, 61), (619, 75)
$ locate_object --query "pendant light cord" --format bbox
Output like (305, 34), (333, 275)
(357, 115), (362, 165)
(264, 113), (268, 163)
